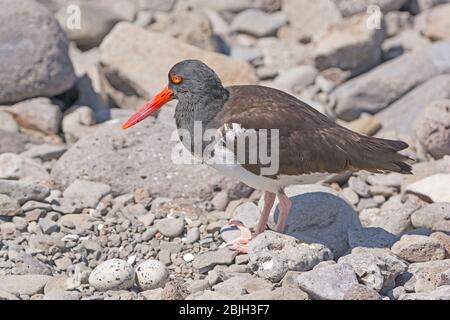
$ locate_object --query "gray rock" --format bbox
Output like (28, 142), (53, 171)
(56, 2), (135, 50)
(193, 248), (238, 271)
(230, 47), (263, 63)
(367, 172), (404, 188)
(384, 11), (413, 38)
(38, 218), (60, 235)
(15, 253), (52, 275)
(411, 203), (450, 232)
(0, 290), (19, 300)
(333, 40), (450, 121)
(348, 176), (370, 197)
(377, 74), (450, 136)
(99, 22), (256, 109)
(9, 98), (62, 135)
(0, 222), (16, 235)
(137, 0), (176, 11)
(155, 218), (185, 238)
(232, 202), (260, 230)
(273, 66), (318, 93)
(343, 283), (382, 300)
(43, 290), (81, 300)
(21, 144), (68, 162)
(399, 285), (450, 300)
(59, 214), (94, 231)
(414, 99), (450, 159)
(88, 259), (135, 291)
(347, 227), (400, 249)
(0, 275), (52, 295)
(313, 13), (385, 76)
(0, 180), (50, 205)
(0, 153), (50, 182)
(249, 231), (333, 283)
(416, 3), (450, 41)
(368, 195), (422, 236)
(391, 235), (446, 262)
(62, 106), (96, 144)
(297, 263), (358, 300)
(231, 9), (284, 37)
(261, 185), (361, 258)
(0, 111), (19, 133)
(63, 180), (111, 209)
(283, 0), (342, 38)
(401, 259), (450, 293)
(52, 120), (237, 199)
(0, 0), (76, 104)
(382, 29), (431, 60)
(135, 259), (169, 291)
(341, 187), (359, 205)
(0, 194), (22, 217)
(137, 213), (155, 227)
(0, 131), (28, 154)
(338, 247), (408, 292)
(186, 227), (200, 244)
(142, 227), (158, 241)
(334, 0), (409, 17)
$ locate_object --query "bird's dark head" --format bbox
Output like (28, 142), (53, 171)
(121, 59), (225, 129)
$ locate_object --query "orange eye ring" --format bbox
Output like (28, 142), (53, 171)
(170, 74), (183, 84)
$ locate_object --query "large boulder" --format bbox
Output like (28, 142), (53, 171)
(332, 40), (450, 121)
(377, 74), (450, 136)
(51, 118), (237, 199)
(0, 0), (76, 104)
(99, 22), (257, 108)
(259, 185), (361, 258)
(313, 13), (385, 76)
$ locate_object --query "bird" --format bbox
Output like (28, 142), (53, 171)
(121, 59), (412, 252)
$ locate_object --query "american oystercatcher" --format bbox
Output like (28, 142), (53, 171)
(122, 59), (412, 252)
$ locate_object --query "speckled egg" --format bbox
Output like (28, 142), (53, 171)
(135, 260), (169, 291)
(88, 259), (135, 291)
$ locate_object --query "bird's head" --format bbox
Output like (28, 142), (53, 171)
(121, 59), (223, 129)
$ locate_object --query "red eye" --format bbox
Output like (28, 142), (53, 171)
(171, 74), (183, 84)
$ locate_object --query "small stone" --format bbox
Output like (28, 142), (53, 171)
(88, 259), (135, 291)
(63, 180), (111, 208)
(297, 263), (358, 300)
(43, 290), (81, 300)
(135, 260), (169, 291)
(391, 235), (446, 263)
(348, 176), (370, 197)
(142, 227), (158, 241)
(343, 284), (382, 300)
(0, 194), (22, 217)
(273, 65), (318, 93)
(0, 180), (50, 205)
(156, 218), (185, 238)
(231, 9), (284, 37)
(183, 253), (195, 263)
(342, 187), (359, 205)
(186, 227), (200, 244)
(411, 203), (450, 232)
(21, 144), (67, 162)
(138, 213), (155, 227)
(38, 218), (60, 235)
(1, 222), (16, 235)
(248, 231), (333, 282)
(210, 191), (229, 211)
(193, 248), (238, 272)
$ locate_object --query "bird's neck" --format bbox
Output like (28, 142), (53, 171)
(174, 87), (229, 154)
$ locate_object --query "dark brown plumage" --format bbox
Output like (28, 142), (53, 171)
(211, 85), (412, 177)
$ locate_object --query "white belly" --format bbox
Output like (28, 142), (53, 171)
(209, 145), (330, 193)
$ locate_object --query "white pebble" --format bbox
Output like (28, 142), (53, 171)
(183, 253), (195, 263)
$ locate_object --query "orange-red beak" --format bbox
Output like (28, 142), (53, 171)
(121, 86), (174, 129)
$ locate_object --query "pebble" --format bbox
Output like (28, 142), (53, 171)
(391, 235), (446, 263)
(135, 260), (169, 291)
(0, 194), (22, 217)
(142, 227), (158, 241)
(186, 227), (200, 244)
(88, 259), (135, 291)
(156, 218), (185, 238)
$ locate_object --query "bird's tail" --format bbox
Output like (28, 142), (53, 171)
(349, 136), (413, 174)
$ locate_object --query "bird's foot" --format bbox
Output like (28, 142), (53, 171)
(224, 220), (253, 254)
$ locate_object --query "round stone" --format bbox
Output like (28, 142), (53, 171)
(155, 218), (185, 238)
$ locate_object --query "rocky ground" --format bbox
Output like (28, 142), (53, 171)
(1, 0), (450, 300)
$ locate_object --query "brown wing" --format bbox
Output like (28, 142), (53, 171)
(209, 85), (411, 177)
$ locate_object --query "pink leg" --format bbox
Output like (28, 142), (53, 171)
(276, 191), (292, 233)
(254, 191), (276, 235)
